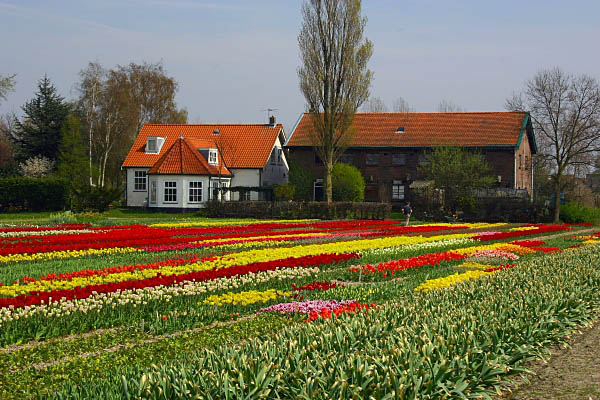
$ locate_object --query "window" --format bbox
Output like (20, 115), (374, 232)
(210, 180), (219, 200)
(314, 153), (323, 164)
(270, 149), (276, 165)
(340, 153), (354, 165)
(242, 191), (251, 201)
(366, 153), (380, 166)
(392, 154), (406, 166)
(277, 148), (283, 165)
(188, 181), (203, 203)
(221, 181), (230, 201)
(392, 180), (405, 200)
(134, 171), (147, 191)
(146, 138), (157, 153)
(164, 181), (177, 203)
(525, 155), (529, 170)
(150, 180), (157, 204)
(208, 149), (218, 165)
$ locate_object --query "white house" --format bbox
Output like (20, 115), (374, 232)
(122, 118), (289, 209)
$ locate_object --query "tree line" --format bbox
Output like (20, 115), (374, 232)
(0, 62), (187, 199)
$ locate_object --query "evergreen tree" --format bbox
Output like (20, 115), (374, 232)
(57, 114), (87, 185)
(15, 75), (70, 162)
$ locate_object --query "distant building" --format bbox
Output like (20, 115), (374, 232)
(285, 112), (536, 202)
(122, 118), (288, 209)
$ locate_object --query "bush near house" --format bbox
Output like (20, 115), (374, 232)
(560, 201), (600, 224)
(274, 184), (295, 201)
(0, 177), (68, 211)
(332, 163), (365, 202)
(288, 159), (314, 201)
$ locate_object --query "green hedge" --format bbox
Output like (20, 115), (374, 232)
(204, 200), (391, 220)
(560, 201), (600, 224)
(0, 177), (69, 211)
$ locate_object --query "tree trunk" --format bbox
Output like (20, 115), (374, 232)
(325, 159), (333, 203)
(553, 175), (562, 223)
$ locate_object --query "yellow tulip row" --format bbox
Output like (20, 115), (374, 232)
(451, 243), (535, 256)
(415, 270), (493, 292)
(509, 226), (539, 231)
(0, 232), (475, 297)
(0, 247), (143, 264)
(454, 262), (493, 270)
(203, 289), (290, 307)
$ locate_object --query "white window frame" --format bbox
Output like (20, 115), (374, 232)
(188, 181), (203, 203)
(392, 180), (405, 200)
(164, 181), (177, 203)
(134, 170), (147, 191)
(208, 149), (218, 165)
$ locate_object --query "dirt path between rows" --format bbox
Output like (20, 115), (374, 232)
(499, 319), (600, 400)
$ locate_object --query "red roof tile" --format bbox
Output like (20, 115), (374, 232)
(122, 124), (284, 169)
(147, 138), (231, 176)
(285, 112), (529, 148)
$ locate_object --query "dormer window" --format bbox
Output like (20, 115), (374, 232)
(208, 149), (218, 165)
(146, 137), (165, 154)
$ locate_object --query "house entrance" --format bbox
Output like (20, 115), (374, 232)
(313, 179), (324, 201)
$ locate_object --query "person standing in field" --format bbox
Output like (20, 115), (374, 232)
(402, 201), (413, 226)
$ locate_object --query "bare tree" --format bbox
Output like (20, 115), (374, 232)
(392, 96), (414, 113)
(76, 62), (105, 186)
(0, 73), (16, 104)
(437, 100), (465, 112)
(362, 96), (388, 112)
(298, 0), (373, 203)
(506, 67), (600, 222)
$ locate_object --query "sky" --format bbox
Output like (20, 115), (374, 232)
(1, 0), (599, 135)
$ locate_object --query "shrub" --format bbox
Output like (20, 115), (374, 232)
(274, 184), (295, 201)
(0, 177), (69, 211)
(288, 159), (314, 201)
(19, 156), (55, 178)
(72, 185), (122, 212)
(560, 201), (600, 224)
(332, 163), (365, 202)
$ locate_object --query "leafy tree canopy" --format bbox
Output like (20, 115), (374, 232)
(420, 147), (495, 212)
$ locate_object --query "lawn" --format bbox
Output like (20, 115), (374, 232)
(0, 218), (598, 399)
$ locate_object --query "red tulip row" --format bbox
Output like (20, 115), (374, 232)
(0, 252), (360, 309)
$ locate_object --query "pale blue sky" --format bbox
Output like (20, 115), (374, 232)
(1, 0), (599, 133)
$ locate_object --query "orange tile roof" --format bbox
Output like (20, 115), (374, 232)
(285, 112), (530, 148)
(122, 124), (284, 169)
(147, 137), (231, 176)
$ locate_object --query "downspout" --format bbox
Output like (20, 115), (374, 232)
(513, 149), (517, 189)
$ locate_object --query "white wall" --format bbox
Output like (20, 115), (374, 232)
(261, 136), (289, 186)
(126, 168), (149, 207)
(148, 175), (211, 209)
(230, 168), (260, 200)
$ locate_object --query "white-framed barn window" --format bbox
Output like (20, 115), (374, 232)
(392, 180), (404, 200)
(164, 181), (177, 203)
(188, 181), (203, 203)
(134, 170), (147, 191)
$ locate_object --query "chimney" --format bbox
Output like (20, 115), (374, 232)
(269, 115), (276, 127)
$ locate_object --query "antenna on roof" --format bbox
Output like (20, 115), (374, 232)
(261, 108), (278, 120)
(179, 132), (184, 139)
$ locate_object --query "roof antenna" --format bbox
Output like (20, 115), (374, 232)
(261, 107), (278, 121)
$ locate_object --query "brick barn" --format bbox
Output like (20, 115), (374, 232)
(284, 112), (536, 203)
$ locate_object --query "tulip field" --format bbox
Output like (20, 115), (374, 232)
(1, 218), (600, 398)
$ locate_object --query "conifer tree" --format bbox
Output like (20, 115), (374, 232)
(14, 75), (70, 162)
(57, 114), (87, 186)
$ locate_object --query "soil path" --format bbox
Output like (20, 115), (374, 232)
(501, 320), (600, 400)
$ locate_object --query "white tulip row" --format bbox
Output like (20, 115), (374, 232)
(0, 266), (319, 326)
(0, 229), (102, 238)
